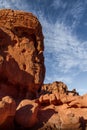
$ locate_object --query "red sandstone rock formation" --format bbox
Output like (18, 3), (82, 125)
(0, 9), (45, 99)
(15, 91), (87, 130)
(41, 81), (79, 96)
(0, 9), (87, 130)
(14, 82), (87, 130)
(15, 92), (87, 130)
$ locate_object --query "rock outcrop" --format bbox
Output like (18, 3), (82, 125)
(0, 9), (87, 130)
(40, 81), (79, 96)
(15, 89), (87, 130)
(0, 9), (45, 99)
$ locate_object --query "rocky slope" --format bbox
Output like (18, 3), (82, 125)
(0, 9), (87, 130)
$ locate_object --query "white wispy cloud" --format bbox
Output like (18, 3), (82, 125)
(51, 0), (67, 9)
(40, 16), (87, 88)
(0, 0), (30, 10)
(70, 0), (84, 19)
(52, 0), (85, 28)
(70, 0), (85, 28)
(33, 7), (87, 93)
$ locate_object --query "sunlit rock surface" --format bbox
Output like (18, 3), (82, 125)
(0, 9), (45, 100)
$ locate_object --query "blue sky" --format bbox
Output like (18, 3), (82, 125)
(0, 0), (87, 95)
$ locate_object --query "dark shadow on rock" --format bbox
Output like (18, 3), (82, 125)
(0, 116), (15, 130)
(0, 57), (35, 100)
(33, 108), (57, 130)
(79, 117), (86, 130)
(15, 107), (57, 130)
(14, 104), (33, 130)
(0, 28), (38, 100)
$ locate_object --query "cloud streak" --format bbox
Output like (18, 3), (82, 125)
(0, 0), (30, 10)
(52, 0), (85, 29)
(41, 16), (87, 90)
(51, 0), (67, 10)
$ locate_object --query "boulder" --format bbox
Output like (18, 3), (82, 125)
(15, 99), (38, 128)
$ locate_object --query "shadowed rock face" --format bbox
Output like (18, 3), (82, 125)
(0, 9), (45, 99)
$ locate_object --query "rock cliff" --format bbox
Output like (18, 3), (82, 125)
(0, 9), (87, 130)
(0, 9), (45, 99)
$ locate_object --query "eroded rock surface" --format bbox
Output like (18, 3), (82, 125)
(41, 81), (79, 96)
(0, 9), (45, 99)
(0, 9), (87, 130)
(15, 82), (87, 130)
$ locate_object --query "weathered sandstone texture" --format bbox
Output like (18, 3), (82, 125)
(0, 9), (45, 99)
(0, 9), (87, 130)
(15, 83), (87, 130)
